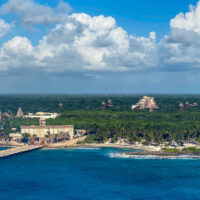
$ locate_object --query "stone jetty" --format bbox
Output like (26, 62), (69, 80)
(0, 145), (43, 159)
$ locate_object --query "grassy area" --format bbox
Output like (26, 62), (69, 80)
(163, 147), (200, 153)
(162, 148), (180, 153)
(182, 147), (200, 153)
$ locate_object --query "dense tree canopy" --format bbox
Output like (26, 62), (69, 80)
(1, 95), (200, 144)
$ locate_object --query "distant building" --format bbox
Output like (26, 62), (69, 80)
(24, 112), (59, 119)
(16, 107), (24, 118)
(179, 103), (184, 112)
(193, 102), (198, 107)
(180, 102), (198, 110)
(107, 99), (113, 108)
(59, 102), (63, 112)
(131, 96), (158, 111)
(21, 118), (74, 139)
(185, 102), (190, 108)
(75, 129), (87, 137)
(101, 101), (106, 110)
(47, 132), (71, 143)
(39, 117), (46, 126)
(2, 112), (11, 119)
(9, 133), (22, 142)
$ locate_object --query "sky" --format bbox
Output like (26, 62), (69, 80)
(0, 0), (200, 94)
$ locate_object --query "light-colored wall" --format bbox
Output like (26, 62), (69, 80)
(9, 133), (22, 139)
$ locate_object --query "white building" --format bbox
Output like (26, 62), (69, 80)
(9, 133), (22, 141)
(21, 125), (74, 139)
(21, 118), (74, 139)
(24, 112), (59, 119)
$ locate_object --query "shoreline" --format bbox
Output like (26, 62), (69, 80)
(43, 140), (161, 151)
(2, 142), (200, 159)
(2, 138), (200, 157)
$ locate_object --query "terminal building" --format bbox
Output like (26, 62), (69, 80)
(21, 118), (74, 139)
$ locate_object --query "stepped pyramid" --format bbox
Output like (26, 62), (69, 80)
(16, 107), (24, 118)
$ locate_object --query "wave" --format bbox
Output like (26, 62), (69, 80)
(108, 153), (200, 160)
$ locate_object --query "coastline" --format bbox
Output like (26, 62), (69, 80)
(3, 136), (200, 159)
(43, 142), (200, 159)
(0, 141), (24, 147)
(75, 143), (161, 151)
(43, 138), (161, 152)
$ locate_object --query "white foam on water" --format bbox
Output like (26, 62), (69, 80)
(108, 153), (200, 160)
(72, 147), (101, 150)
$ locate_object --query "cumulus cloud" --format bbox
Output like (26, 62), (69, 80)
(40, 14), (157, 72)
(0, 13), (157, 73)
(157, 1), (200, 71)
(1, 1), (200, 74)
(0, 0), (71, 28)
(170, 2), (200, 33)
(0, 19), (12, 38)
(0, 36), (35, 71)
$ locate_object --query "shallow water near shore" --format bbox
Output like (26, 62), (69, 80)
(1, 147), (200, 200)
(0, 146), (10, 151)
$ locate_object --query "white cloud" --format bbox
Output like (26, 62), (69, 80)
(170, 2), (200, 33)
(0, 36), (35, 71)
(0, 19), (12, 38)
(0, 13), (157, 73)
(2, 1), (200, 74)
(158, 1), (200, 71)
(0, 0), (71, 28)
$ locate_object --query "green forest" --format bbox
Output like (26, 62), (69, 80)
(2, 95), (200, 144)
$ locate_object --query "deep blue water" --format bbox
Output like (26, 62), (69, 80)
(1, 147), (200, 200)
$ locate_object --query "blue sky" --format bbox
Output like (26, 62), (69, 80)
(66, 0), (198, 37)
(0, 0), (200, 94)
(2, 0), (198, 43)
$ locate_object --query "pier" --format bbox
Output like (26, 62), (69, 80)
(0, 145), (43, 159)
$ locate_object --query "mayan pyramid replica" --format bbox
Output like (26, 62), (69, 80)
(16, 107), (24, 118)
(131, 96), (158, 112)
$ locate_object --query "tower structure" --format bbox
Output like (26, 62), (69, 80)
(107, 99), (113, 108)
(39, 117), (46, 126)
(179, 103), (184, 112)
(59, 102), (63, 113)
(16, 107), (24, 118)
(101, 101), (106, 110)
(193, 102), (198, 107)
(185, 102), (190, 108)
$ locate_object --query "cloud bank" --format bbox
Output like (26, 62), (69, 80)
(0, 0), (71, 28)
(0, 19), (12, 38)
(0, 0), (200, 75)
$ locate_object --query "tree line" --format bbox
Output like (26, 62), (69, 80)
(1, 95), (200, 144)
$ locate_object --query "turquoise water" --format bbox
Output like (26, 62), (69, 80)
(0, 147), (9, 151)
(1, 147), (200, 200)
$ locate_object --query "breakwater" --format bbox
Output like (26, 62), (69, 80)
(0, 145), (43, 159)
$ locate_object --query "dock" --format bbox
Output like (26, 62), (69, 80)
(0, 145), (43, 159)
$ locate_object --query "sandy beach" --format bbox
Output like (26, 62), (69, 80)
(3, 136), (200, 154)
(43, 136), (161, 152)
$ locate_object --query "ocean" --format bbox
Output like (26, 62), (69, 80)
(0, 147), (200, 200)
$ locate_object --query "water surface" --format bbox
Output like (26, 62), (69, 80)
(0, 147), (200, 200)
